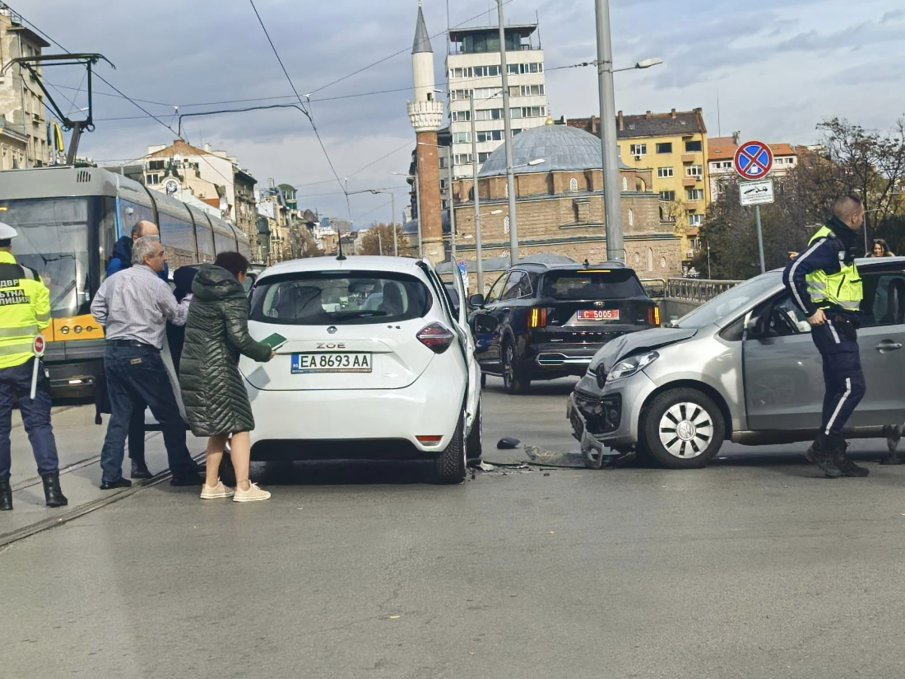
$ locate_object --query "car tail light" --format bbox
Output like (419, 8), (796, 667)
(416, 435), (443, 446)
(417, 322), (455, 354)
(529, 307), (548, 329)
(648, 305), (661, 327)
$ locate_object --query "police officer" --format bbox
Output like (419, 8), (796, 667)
(0, 221), (67, 510)
(784, 195), (867, 478)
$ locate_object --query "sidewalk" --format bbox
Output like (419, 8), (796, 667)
(1, 404), (207, 546)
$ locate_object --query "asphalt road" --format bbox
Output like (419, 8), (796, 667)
(3, 378), (905, 678)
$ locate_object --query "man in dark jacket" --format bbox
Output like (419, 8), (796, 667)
(783, 195), (867, 478)
(103, 220), (167, 479)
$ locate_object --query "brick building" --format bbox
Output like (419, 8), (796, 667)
(451, 122), (683, 290)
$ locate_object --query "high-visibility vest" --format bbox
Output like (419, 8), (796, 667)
(805, 226), (863, 312)
(0, 251), (51, 370)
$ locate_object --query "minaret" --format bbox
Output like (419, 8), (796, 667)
(407, 2), (445, 264)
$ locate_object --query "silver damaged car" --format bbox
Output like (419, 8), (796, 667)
(568, 258), (905, 469)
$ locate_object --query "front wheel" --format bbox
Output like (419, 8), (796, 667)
(502, 341), (530, 395)
(639, 388), (725, 469)
(433, 412), (467, 484)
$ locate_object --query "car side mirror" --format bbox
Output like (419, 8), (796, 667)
(468, 294), (485, 308)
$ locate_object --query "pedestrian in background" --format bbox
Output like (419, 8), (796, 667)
(90, 236), (202, 489)
(867, 238), (894, 257)
(179, 252), (274, 503)
(0, 222), (67, 511)
(784, 195), (868, 478)
(102, 219), (168, 480)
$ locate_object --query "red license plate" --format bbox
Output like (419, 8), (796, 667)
(577, 309), (620, 321)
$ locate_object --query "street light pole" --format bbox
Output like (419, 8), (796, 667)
(595, 0), (625, 262)
(391, 190), (397, 256)
(469, 93), (485, 294)
(496, 0), (520, 265)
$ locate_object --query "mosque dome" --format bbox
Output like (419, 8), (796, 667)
(479, 123), (627, 177)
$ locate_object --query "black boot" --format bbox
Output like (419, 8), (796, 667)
(42, 473), (68, 508)
(130, 459), (152, 480)
(808, 434), (843, 479)
(832, 439), (869, 477)
(0, 480), (11, 510)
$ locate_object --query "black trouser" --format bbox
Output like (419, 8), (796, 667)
(100, 343), (197, 484)
(811, 314), (866, 436)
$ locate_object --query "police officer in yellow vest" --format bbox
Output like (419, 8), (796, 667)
(784, 195), (867, 478)
(0, 221), (67, 510)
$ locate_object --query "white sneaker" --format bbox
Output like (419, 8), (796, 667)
(200, 480), (235, 500)
(233, 482), (271, 503)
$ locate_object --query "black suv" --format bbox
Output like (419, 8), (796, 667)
(468, 260), (659, 393)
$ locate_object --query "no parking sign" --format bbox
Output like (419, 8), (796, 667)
(734, 140), (774, 180)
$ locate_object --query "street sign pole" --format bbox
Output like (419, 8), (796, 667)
(734, 141), (774, 275)
(755, 205), (766, 273)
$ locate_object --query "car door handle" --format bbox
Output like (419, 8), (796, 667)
(876, 340), (903, 352)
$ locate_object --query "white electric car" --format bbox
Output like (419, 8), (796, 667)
(240, 255), (482, 483)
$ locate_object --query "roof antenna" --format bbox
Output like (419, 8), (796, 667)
(336, 233), (347, 261)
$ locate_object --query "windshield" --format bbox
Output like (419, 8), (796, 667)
(541, 269), (645, 300)
(249, 270), (432, 325)
(0, 198), (90, 318)
(675, 273), (781, 329)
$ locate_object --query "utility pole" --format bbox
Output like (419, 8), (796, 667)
(447, 144), (457, 264)
(595, 0), (625, 262)
(470, 92), (485, 293)
(496, 0), (519, 265)
(391, 191), (397, 256)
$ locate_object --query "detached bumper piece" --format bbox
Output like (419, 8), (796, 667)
(573, 391), (622, 436)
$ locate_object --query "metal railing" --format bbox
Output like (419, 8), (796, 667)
(664, 278), (742, 303)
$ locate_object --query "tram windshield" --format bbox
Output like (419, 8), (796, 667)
(0, 198), (91, 318)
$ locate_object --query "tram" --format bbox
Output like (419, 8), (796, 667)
(0, 166), (251, 397)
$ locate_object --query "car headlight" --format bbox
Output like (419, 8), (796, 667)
(605, 351), (659, 384)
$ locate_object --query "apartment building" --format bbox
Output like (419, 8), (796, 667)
(568, 108), (709, 264)
(0, 4), (51, 168)
(446, 23), (549, 181)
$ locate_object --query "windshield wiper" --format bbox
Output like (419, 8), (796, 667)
(329, 310), (387, 320)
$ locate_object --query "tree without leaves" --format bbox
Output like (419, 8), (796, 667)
(357, 223), (409, 256)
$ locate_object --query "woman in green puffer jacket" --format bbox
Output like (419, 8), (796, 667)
(179, 252), (273, 503)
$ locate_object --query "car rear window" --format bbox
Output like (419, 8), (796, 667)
(541, 269), (645, 300)
(249, 270), (432, 325)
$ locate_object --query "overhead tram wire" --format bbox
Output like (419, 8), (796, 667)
(247, 0), (351, 219)
(4, 2), (181, 139)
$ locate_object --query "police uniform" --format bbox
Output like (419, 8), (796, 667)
(0, 222), (67, 510)
(784, 216), (867, 478)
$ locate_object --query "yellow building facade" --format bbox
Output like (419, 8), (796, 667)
(568, 108), (709, 266)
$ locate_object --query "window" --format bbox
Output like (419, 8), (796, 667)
(659, 190), (676, 201)
(476, 130), (503, 143)
(656, 142), (673, 154)
(485, 273), (508, 303)
(508, 62), (543, 74)
(451, 110), (471, 122)
(147, 160), (165, 171)
(687, 188), (705, 201)
(501, 271), (531, 300)
(569, 178), (578, 192)
(453, 132), (470, 144)
(657, 167), (674, 178)
(541, 269), (645, 300)
(146, 173), (160, 184)
(249, 271), (432, 325)
(862, 273), (905, 327)
(522, 106), (546, 118)
(454, 153), (473, 165)
(686, 165), (703, 177)
(473, 65), (500, 77)
(519, 84), (544, 96)
(685, 140), (702, 152)
(689, 214), (704, 226)
(628, 208), (634, 227)
(158, 209), (198, 270)
(630, 144), (647, 157)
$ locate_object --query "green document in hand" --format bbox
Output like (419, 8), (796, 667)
(260, 332), (288, 351)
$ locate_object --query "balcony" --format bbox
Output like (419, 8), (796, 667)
(681, 154), (696, 164)
(682, 176), (701, 188)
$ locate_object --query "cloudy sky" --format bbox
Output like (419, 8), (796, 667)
(11, 0), (905, 224)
